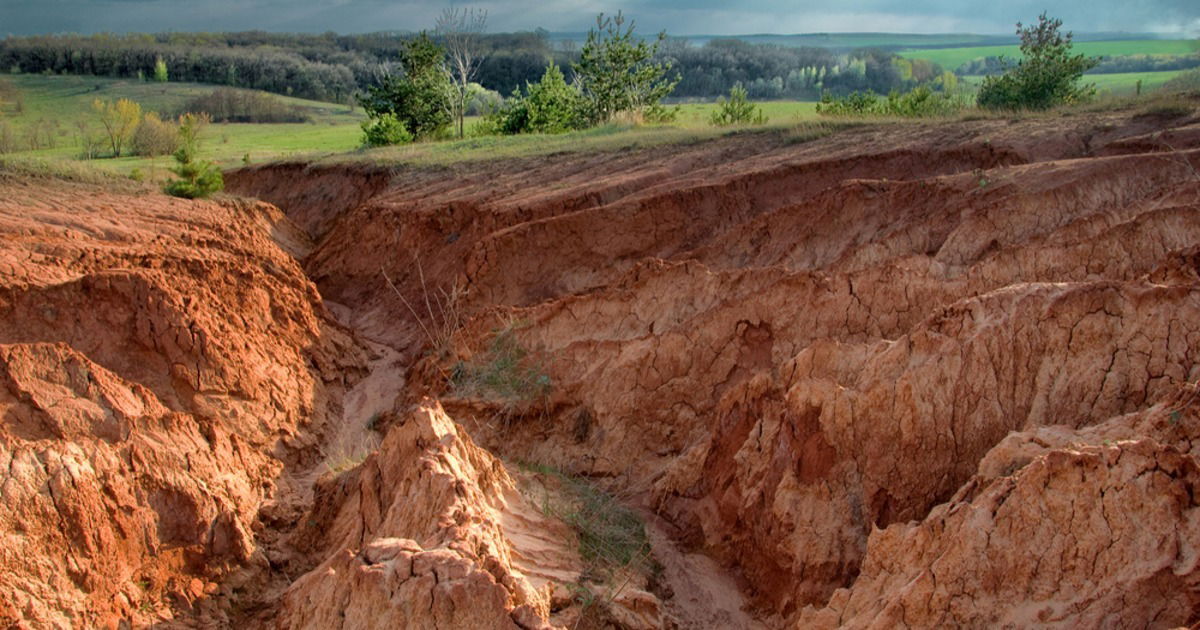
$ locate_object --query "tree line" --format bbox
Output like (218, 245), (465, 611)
(0, 29), (936, 103)
(955, 52), (1200, 76)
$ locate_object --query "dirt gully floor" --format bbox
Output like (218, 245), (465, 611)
(3, 102), (1200, 629)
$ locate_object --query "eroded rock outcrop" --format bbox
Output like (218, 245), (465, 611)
(0, 179), (364, 628)
(227, 105), (1200, 627)
(276, 401), (573, 630)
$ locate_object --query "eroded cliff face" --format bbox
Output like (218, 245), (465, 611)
(0, 183), (365, 627)
(231, 104), (1200, 627)
(3, 101), (1198, 629)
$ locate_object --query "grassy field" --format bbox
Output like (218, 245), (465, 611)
(0, 74), (829, 175)
(0, 63), (1191, 180)
(0, 74), (366, 173)
(958, 68), (1194, 95)
(900, 39), (1200, 72)
(673, 101), (820, 127)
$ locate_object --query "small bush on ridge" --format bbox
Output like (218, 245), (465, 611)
(710, 83), (767, 126)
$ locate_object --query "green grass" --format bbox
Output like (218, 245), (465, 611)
(698, 33), (1005, 49)
(326, 118), (858, 170)
(0, 74), (365, 174)
(0, 73), (834, 176)
(958, 69), (1194, 95)
(0, 154), (142, 188)
(518, 462), (650, 575)
(673, 100), (820, 127)
(900, 39), (1200, 72)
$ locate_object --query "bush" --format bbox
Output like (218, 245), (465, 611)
(92, 97), (142, 157)
(0, 122), (16, 154)
(573, 11), (679, 124)
(132, 112), (180, 156)
(487, 64), (587, 135)
(816, 86), (966, 117)
(164, 113), (223, 199)
(360, 112), (413, 147)
(709, 83), (767, 126)
(1163, 69), (1200, 94)
(179, 88), (309, 123)
(465, 84), (503, 116)
(977, 13), (1099, 110)
(524, 65), (586, 133)
(358, 32), (453, 139)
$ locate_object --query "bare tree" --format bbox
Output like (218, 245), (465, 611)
(435, 7), (488, 138)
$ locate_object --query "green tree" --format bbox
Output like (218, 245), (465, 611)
(92, 97), (142, 157)
(153, 56), (168, 83)
(709, 83), (767, 126)
(977, 13), (1099, 110)
(523, 64), (585, 133)
(573, 12), (679, 125)
(164, 113), (223, 199)
(359, 32), (453, 139)
(485, 65), (586, 135)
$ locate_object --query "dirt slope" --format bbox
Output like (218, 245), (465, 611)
(230, 104), (1200, 627)
(2, 100), (1199, 629)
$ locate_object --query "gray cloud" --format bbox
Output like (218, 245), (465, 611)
(1, 0), (1198, 36)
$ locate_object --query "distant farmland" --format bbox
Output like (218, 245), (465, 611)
(900, 39), (1200, 72)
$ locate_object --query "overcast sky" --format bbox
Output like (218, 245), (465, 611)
(2, 0), (1199, 37)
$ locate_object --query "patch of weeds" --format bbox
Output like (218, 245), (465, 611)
(382, 253), (465, 359)
(451, 322), (551, 411)
(518, 462), (652, 628)
(519, 462), (650, 576)
(973, 167), (990, 189)
(1137, 100), (1195, 119)
(0, 155), (139, 188)
(322, 432), (379, 476)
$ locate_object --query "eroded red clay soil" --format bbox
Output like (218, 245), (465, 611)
(4, 102), (1200, 628)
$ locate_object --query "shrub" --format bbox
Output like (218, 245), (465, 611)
(1163, 69), (1200, 94)
(179, 88), (309, 123)
(0, 122), (16, 154)
(573, 11), (679, 124)
(92, 97), (142, 157)
(360, 112), (413, 147)
(74, 121), (104, 159)
(643, 103), (680, 124)
(465, 84), (503, 116)
(816, 86), (966, 117)
(132, 112), (180, 156)
(977, 13), (1099, 110)
(487, 65), (587, 135)
(164, 113), (223, 199)
(358, 32), (453, 140)
(709, 83), (767, 126)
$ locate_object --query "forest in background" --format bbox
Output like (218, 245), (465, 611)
(0, 30), (958, 103)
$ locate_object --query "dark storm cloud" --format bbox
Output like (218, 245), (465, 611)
(2, 0), (1198, 36)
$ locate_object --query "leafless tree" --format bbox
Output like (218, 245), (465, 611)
(435, 7), (488, 138)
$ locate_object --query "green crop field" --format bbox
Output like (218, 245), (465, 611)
(958, 68), (1193, 95)
(900, 39), (1200, 71)
(0, 74), (366, 173)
